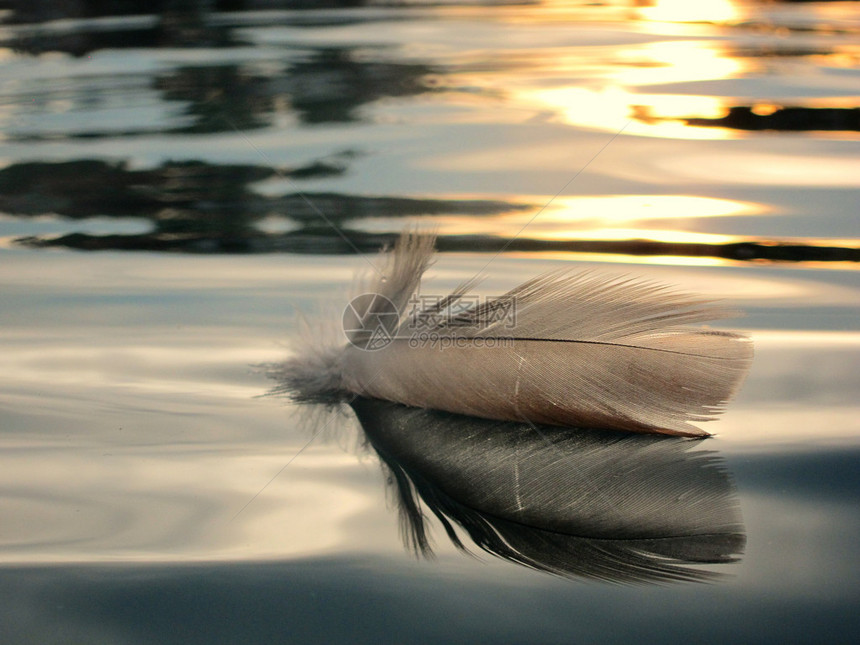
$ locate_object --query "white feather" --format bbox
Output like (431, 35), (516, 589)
(277, 230), (753, 436)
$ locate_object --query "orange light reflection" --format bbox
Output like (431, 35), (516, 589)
(633, 0), (740, 25)
(443, 1), (860, 141)
(503, 251), (732, 268)
(400, 194), (761, 243)
(512, 38), (750, 139)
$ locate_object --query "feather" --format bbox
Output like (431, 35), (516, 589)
(277, 230), (753, 436)
(352, 397), (745, 583)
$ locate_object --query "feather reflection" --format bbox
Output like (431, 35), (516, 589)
(350, 397), (745, 584)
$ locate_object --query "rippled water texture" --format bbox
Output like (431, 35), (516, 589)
(0, 1), (859, 643)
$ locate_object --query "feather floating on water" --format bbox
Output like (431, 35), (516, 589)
(275, 230), (753, 436)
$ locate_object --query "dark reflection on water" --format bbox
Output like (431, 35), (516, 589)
(5, 54), (437, 139)
(156, 65), (278, 134)
(2, 1), (441, 139)
(285, 49), (437, 125)
(3, 158), (531, 253)
(6, 5), (240, 57)
(3, 0), (373, 29)
(0, 157), (350, 219)
(6, 159), (860, 261)
(351, 398), (744, 584)
(683, 106), (860, 133)
(0, 158), (281, 219)
(18, 224), (860, 262)
(635, 104), (860, 134)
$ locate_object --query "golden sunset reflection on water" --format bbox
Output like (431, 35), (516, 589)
(632, 0), (740, 25)
(439, 0), (858, 141)
(510, 37), (749, 139)
(396, 194), (758, 241)
(548, 194), (757, 223)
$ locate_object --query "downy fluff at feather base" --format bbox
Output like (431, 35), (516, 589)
(273, 231), (753, 437)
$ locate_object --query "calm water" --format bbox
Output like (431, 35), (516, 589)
(1, 1), (859, 642)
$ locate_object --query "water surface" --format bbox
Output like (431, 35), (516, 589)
(1, 1), (859, 642)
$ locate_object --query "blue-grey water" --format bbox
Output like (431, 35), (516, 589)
(1, 1), (859, 643)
